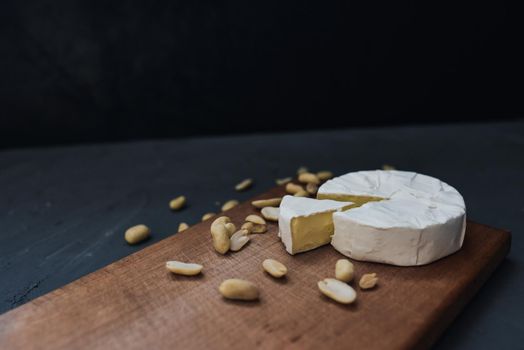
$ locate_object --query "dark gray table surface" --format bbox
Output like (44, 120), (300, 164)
(1, 121), (523, 349)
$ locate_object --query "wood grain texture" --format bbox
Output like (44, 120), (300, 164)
(0, 186), (511, 350)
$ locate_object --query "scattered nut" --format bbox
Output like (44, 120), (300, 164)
(335, 259), (354, 283)
(359, 273), (378, 289)
(221, 200), (239, 212)
(252, 197), (282, 208)
(275, 177), (292, 185)
(178, 222), (189, 232)
(297, 166), (309, 175)
(318, 278), (357, 304)
(261, 207), (279, 221)
(224, 222), (237, 237)
(219, 279), (259, 301)
(294, 190), (309, 197)
(211, 217), (235, 236)
(298, 172), (320, 185)
(262, 259), (287, 278)
(245, 214), (266, 225)
(125, 224), (151, 245)
(306, 183), (318, 195)
(211, 216), (230, 232)
(232, 228), (249, 237)
(202, 212), (216, 221)
(211, 224), (230, 254)
(169, 195), (186, 211)
(166, 261), (203, 276)
(251, 223), (267, 234)
(382, 164), (396, 170)
(230, 230), (250, 251)
(240, 221), (266, 233)
(211, 217), (235, 237)
(285, 183), (304, 195)
(316, 171), (334, 181)
(241, 222), (254, 233)
(235, 178), (253, 191)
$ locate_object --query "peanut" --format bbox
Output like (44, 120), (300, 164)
(235, 178), (253, 191)
(211, 216), (228, 227)
(262, 259), (287, 278)
(221, 200), (239, 212)
(335, 259), (354, 283)
(241, 221), (266, 233)
(298, 172), (320, 185)
(316, 170), (334, 181)
(219, 279), (259, 301)
(211, 216), (230, 231)
(359, 273), (378, 289)
(169, 195), (186, 211)
(294, 190), (309, 197)
(382, 164), (396, 170)
(211, 217), (235, 235)
(178, 222), (189, 232)
(202, 212), (216, 221)
(166, 261), (203, 276)
(224, 222), (237, 237)
(230, 230), (250, 251)
(211, 218), (235, 237)
(124, 224), (150, 245)
(211, 224), (230, 254)
(275, 177), (292, 185)
(318, 278), (357, 304)
(245, 214), (266, 225)
(252, 197), (282, 208)
(251, 223), (267, 234)
(285, 183), (304, 195)
(261, 207), (279, 222)
(306, 183), (318, 195)
(241, 222), (254, 233)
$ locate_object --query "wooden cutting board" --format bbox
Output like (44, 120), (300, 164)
(0, 186), (511, 350)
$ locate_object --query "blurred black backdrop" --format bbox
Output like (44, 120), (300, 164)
(0, 0), (522, 149)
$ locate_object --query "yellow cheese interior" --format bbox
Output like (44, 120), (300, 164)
(290, 204), (356, 254)
(316, 193), (384, 206)
(287, 193), (387, 254)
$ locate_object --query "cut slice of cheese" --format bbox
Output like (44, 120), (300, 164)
(319, 170), (466, 266)
(278, 196), (355, 254)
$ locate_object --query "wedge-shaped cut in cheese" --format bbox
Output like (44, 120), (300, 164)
(317, 193), (383, 206)
(319, 170), (466, 266)
(279, 196), (355, 254)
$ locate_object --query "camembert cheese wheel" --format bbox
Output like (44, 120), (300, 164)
(278, 170), (466, 266)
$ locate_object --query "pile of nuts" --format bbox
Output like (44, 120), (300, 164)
(283, 167), (334, 198)
(209, 215), (265, 254)
(124, 166), (380, 305)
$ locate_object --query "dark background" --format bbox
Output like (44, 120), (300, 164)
(0, 0), (522, 150)
(1, 3), (524, 346)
